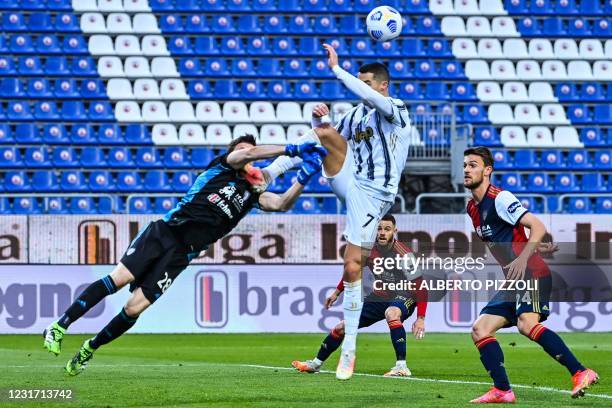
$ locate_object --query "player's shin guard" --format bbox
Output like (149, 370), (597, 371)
(262, 130), (321, 181)
(89, 309), (138, 349)
(475, 336), (511, 391)
(528, 324), (585, 375)
(388, 319), (406, 361)
(57, 275), (117, 329)
(341, 280), (362, 352)
(316, 327), (344, 362)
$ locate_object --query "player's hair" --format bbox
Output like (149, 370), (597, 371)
(464, 146), (494, 169)
(359, 62), (390, 83)
(381, 213), (396, 225)
(228, 134), (257, 153)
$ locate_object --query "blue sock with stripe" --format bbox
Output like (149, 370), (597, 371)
(529, 324), (585, 375)
(475, 336), (511, 391)
(89, 309), (138, 349)
(57, 275), (117, 329)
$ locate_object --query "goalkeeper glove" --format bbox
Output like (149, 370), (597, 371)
(296, 152), (323, 185)
(285, 142), (328, 158)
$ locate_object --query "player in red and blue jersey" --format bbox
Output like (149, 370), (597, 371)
(464, 147), (599, 403)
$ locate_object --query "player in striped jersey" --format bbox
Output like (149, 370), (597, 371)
(262, 44), (413, 379)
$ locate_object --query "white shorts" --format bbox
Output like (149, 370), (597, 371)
(343, 179), (393, 249)
(322, 146), (353, 203)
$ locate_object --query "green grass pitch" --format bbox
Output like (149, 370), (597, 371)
(1, 333), (610, 407)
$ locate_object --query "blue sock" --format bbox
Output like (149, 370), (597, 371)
(529, 324), (585, 375)
(316, 328), (343, 362)
(388, 319), (406, 361)
(58, 275), (117, 329)
(476, 337), (511, 391)
(89, 309), (138, 349)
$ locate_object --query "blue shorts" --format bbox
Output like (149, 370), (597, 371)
(480, 276), (552, 328)
(358, 295), (416, 328)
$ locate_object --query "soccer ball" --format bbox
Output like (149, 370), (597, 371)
(366, 6), (403, 42)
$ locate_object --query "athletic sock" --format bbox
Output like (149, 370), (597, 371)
(89, 309), (138, 349)
(475, 336), (511, 391)
(388, 319), (406, 361)
(341, 280), (363, 352)
(57, 275), (117, 329)
(262, 129), (321, 181)
(528, 324), (585, 375)
(315, 327), (344, 362)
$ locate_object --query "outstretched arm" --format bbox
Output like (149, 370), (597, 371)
(257, 182), (304, 212)
(226, 145), (287, 170)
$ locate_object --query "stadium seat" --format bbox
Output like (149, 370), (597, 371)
(567, 150), (591, 169)
(441, 16), (466, 36)
(527, 127), (554, 147)
(555, 174), (580, 192)
(42, 124), (68, 144)
(4, 171), (30, 192)
(129, 197), (152, 214)
(46, 197), (68, 214)
(488, 103), (514, 124)
(276, 102), (303, 124)
(528, 82), (555, 102)
(595, 198), (612, 214)
(500, 126), (528, 147)
(179, 124), (206, 145)
(191, 148), (214, 167)
(12, 197), (41, 214)
(553, 127), (582, 148)
(0, 146), (23, 167)
(81, 147), (107, 168)
(89, 170), (114, 191)
(171, 171), (194, 192)
(154, 197), (177, 214)
(136, 147), (161, 168)
(474, 126), (501, 146)
(196, 101), (222, 123)
(582, 174), (606, 192)
(566, 197), (592, 214)
(514, 150), (539, 170)
(55, 78), (80, 98)
(501, 173), (525, 192)
(465, 60), (490, 80)
(514, 103), (540, 124)
(0, 124), (12, 144)
(581, 128), (605, 146)
(527, 173), (552, 193)
(163, 147), (189, 168)
(502, 82), (528, 102)
(249, 102), (276, 123)
(60, 170), (87, 191)
(206, 124), (232, 145)
(108, 147), (134, 167)
(117, 171), (143, 192)
(478, 39), (503, 59)
(477, 82), (503, 102)
(260, 125), (286, 144)
(152, 124), (179, 145)
(31, 170), (58, 191)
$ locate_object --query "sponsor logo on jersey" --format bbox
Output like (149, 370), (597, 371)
(507, 201), (522, 214)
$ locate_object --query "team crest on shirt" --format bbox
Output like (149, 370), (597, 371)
(476, 224), (493, 239)
(355, 127), (374, 142)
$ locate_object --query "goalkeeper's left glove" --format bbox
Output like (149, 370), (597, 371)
(285, 142), (328, 159)
(297, 152), (323, 185)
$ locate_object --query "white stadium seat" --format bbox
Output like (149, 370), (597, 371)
(541, 60), (568, 80)
(502, 82), (528, 102)
(123, 0), (151, 12)
(516, 60), (542, 80)
(553, 127), (583, 148)
(287, 125), (311, 143)
(477, 39), (503, 58)
(465, 60), (491, 79)
(196, 101), (223, 122)
(490, 60), (516, 79)
(106, 78), (133, 99)
(567, 60), (593, 80)
(500, 126), (528, 146)
(429, 0), (454, 15)
(206, 124), (233, 146)
(160, 79), (188, 99)
(133, 78), (160, 99)
(593, 61), (612, 80)
(503, 39), (528, 59)
(115, 35), (141, 55)
(72, 0), (97, 12)
(488, 103), (514, 124)
(452, 38), (478, 58)
(554, 39), (579, 60)
(169, 101), (196, 122)
(142, 101), (169, 122)
(579, 40), (605, 60)
(331, 102), (353, 120)
(222, 101), (250, 122)
(179, 124), (206, 145)
(142, 35), (170, 56)
(466, 17), (492, 36)
(151, 57), (179, 77)
(276, 102), (304, 124)
(81, 13), (106, 33)
(541, 103), (569, 124)
(132, 14), (160, 33)
(528, 82), (556, 102)
(152, 124), (178, 145)
(98, 0), (124, 12)
(514, 103), (540, 124)
(106, 13), (132, 33)
(233, 124), (259, 140)
(302, 102), (321, 122)
(479, 0), (505, 15)
(454, 0), (478, 15)
(527, 127), (554, 147)
(88, 34), (114, 55)
(441, 16), (466, 36)
(476, 82), (503, 101)
(97, 56), (124, 77)
(249, 102), (276, 123)
(260, 125), (287, 144)
(114, 101), (142, 122)
(124, 56), (151, 77)
(606, 40), (612, 58)
(528, 39), (554, 59)
(491, 17), (519, 37)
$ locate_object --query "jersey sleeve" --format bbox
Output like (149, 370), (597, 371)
(384, 99), (411, 128)
(332, 65), (394, 117)
(334, 108), (355, 140)
(494, 190), (529, 226)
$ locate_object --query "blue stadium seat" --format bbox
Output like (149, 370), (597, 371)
(45, 56), (70, 76)
(69, 197), (96, 214)
(0, 124), (12, 143)
(543, 18), (567, 36)
(98, 124), (123, 144)
(491, 149), (512, 170)
(188, 80), (212, 98)
(36, 34), (61, 53)
(171, 171), (194, 192)
(88, 101), (114, 121)
(580, 84), (605, 101)
(517, 197), (539, 213)
(81, 79), (106, 99)
(501, 173), (525, 191)
(314, 16), (337, 34)
(15, 58), (40, 76)
(4, 171), (30, 192)
(540, 149), (565, 169)
(206, 58), (229, 76)
(288, 14), (312, 33)
(70, 124), (96, 144)
(593, 18), (611, 36)
(35, 101), (60, 120)
(320, 81), (346, 100)
(278, 0), (300, 11)
(302, 0), (325, 12)
(89, 170), (114, 192)
(582, 173), (606, 192)
(0, 78), (25, 97)
(81, 147), (107, 168)
(268, 80), (292, 99)
(556, 83), (577, 101)
(12, 197), (41, 214)
(0, 0), (18, 9)
(15, 123), (40, 143)
(71, 57), (96, 76)
(29, 78), (53, 98)
(43, 123), (69, 143)
(256, 59), (279, 77)
(21, 0), (46, 10)
(504, 0), (527, 14)
(283, 58), (307, 77)
(62, 35), (87, 54)
(567, 150), (592, 169)
(416, 16), (440, 35)
(108, 147), (134, 168)
(440, 61), (465, 79)
(53, 146), (78, 167)
(530, 0), (552, 14)
(399, 82), (422, 101)
(117, 171), (143, 192)
(517, 17), (541, 35)
(425, 82), (448, 100)
(0, 146), (22, 167)
(0, 57), (15, 75)
(231, 58), (256, 77)
(594, 105), (612, 124)
(136, 147), (161, 168)
(415, 60), (437, 78)
(7, 101), (33, 120)
(299, 37), (321, 56)
(169, 36), (193, 55)
(264, 15), (287, 33)
(0, 198), (9, 214)
(595, 197), (612, 214)
(163, 147), (189, 168)
(25, 147), (51, 167)
(162, 14), (183, 32)
(144, 170), (172, 192)
(247, 37), (271, 55)
(526, 173), (552, 192)
(514, 150), (539, 169)
(310, 59), (333, 78)
(60, 170), (87, 191)
(32, 171), (58, 191)
(292, 197), (321, 214)
(339, 15), (359, 34)
(154, 197), (178, 213)
(62, 101), (87, 121)
(179, 58), (203, 76)
(294, 80), (318, 99)
(321, 197), (338, 213)
(581, 128), (605, 146)
(191, 148), (214, 167)
(273, 37), (297, 55)
(594, 150), (611, 170)
(474, 126), (501, 146)
(10, 34), (35, 53)
(353, 0), (378, 12)
(46, 197), (68, 214)
(252, 0), (276, 11)
(129, 197), (152, 214)
(376, 40), (400, 56)
(215, 79), (239, 98)
(581, 0), (602, 15)
(3, 13), (26, 31)
(568, 18), (591, 36)
(568, 104), (590, 124)
(427, 39), (451, 57)
(125, 124), (151, 144)
(221, 37), (243, 55)
(98, 197), (115, 214)
(211, 15), (235, 33)
(555, 174), (580, 192)
(566, 197), (592, 214)
(54, 13), (79, 32)
(462, 104), (487, 123)
(308, 175), (331, 193)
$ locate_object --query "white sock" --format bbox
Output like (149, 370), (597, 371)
(396, 360), (406, 368)
(262, 129), (321, 181)
(341, 280), (363, 352)
(312, 358), (323, 367)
